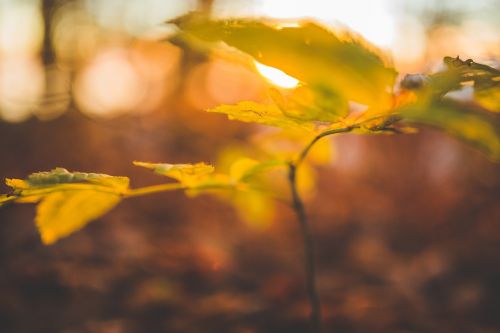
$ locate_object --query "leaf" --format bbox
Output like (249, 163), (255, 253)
(0, 195), (15, 207)
(133, 161), (215, 187)
(232, 190), (275, 229)
(26, 167), (110, 186)
(5, 178), (29, 191)
(208, 101), (315, 131)
(401, 101), (500, 161)
(36, 190), (122, 245)
(474, 78), (500, 112)
(2, 168), (129, 244)
(269, 85), (348, 122)
(172, 13), (397, 108)
(229, 158), (286, 182)
(402, 58), (499, 109)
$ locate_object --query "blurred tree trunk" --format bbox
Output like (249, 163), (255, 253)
(199, 0), (214, 13)
(41, 0), (57, 65)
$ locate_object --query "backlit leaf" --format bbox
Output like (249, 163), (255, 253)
(404, 57), (500, 109)
(172, 13), (397, 108)
(229, 158), (286, 182)
(208, 101), (315, 131)
(475, 79), (500, 112)
(2, 168), (129, 244)
(402, 101), (500, 161)
(36, 190), (122, 245)
(133, 161), (215, 187)
(232, 190), (275, 229)
(269, 85), (348, 122)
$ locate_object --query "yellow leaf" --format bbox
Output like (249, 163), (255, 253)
(269, 85), (348, 122)
(232, 191), (274, 229)
(173, 14), (396, 107)
(0, 195), (15, 206)
(5, 178), (29, 190)
(229, 158), (259, 182)
(475, 85), (500, 112)
(88, 176), (130, 191)
(307, 136), (334, 165)
(2, 168), (130, 244)
(208, 101), (315, 131)
(229, 158), (286, 183)
(36, 190), (122, 245)
(133, 161), (215, 187)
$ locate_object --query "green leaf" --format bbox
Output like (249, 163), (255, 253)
(208, 101), (315, 131)
(133, 161), (215, 187)
(172, 13), (397, 108)
(2, 168), (129, 244)
(402, 101), (500, 161)
(27, 167), (112, 186)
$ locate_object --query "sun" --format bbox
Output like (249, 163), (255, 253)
(254, 61), (300, 89)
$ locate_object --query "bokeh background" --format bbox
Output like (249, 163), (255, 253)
(0, 0), (499, 332)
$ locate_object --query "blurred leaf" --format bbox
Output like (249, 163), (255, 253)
(208, 101), (315, 131)
(444, 56), (500, 78)
(269, 85), (348, 122)
(402, 57), (499, 112)
(229, 158), (286, 182)
(402, 101), (500, 161)
(229, 158), (259, 182)
(133, 161), (215, 187)
(475, 79), (500, 112)
(232, 190), (275, 229)
(172, 13), (396, 108)
(307, 135), (335, 165)
(2, 168), (129, 244)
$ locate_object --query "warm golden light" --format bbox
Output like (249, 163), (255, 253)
(0, 57), (44, 122)
(258, 0), (395, 47)
(254, 61), (299, 89)
(74, 49), (146, 118)
(0, 2), (43, 56)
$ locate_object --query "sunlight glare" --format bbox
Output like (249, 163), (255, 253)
(258, 0), (395, 47)
(254, 61), (299, 89)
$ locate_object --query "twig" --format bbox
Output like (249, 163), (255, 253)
(288, 162), (322, 333)
(288, 125), (356, 333)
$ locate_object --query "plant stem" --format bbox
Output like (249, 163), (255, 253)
(288, 125), (355, 333)
(295, 127), (354, 167)
(288, 162), (321, 333)
(125, 183), (185, 198)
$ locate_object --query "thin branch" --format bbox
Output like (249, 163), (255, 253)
(294, 127), (354, 167)
(288, 125), (358, 333)
(288, 162), (322, 333)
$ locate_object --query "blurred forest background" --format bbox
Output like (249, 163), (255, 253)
(0, 0), (500, 332)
